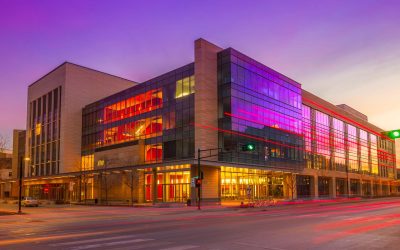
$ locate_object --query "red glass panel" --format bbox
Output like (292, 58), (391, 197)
(103, 89), (162, 124)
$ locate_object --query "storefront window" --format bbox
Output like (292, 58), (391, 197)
(145, 170), (190, 202)
(221, 167), (284, 200)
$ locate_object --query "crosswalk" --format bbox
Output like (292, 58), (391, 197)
(47, 234), (200, 250)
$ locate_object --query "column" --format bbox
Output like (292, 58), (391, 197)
(152, 168), (157, 204)
(311, 175), (319, 199)
(330, 177), (336, 198)
(378, 181), (383, 197)
(370, 181), (374, 197)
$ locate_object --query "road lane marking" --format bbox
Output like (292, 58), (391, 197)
(49, 235), (137, 246)
(70, 238), (154, 250)
(160, 245), (199, 250)
(234, 241), (286, 250)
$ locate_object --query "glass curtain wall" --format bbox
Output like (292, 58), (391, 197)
(359, 130), (370, 173)
(333, 118), (346, 171)
(347, 124), (359, 172)
(82, 64), (196, 167)
(370, 135), (379, 175)
(218, 49), (303, 170)
(314, 111), (330, 170)
(302, 105), (312, 168)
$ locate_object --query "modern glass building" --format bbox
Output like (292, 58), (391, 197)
(19, 39), (399, 203)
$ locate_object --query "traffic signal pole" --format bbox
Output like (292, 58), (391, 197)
(195, 147), (223, 211)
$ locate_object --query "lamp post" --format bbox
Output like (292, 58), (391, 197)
(197, 148), (201, 210)
(18, 157), (29, 214)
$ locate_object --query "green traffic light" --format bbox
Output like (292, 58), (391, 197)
(387, 129), (400, 139)
(242, 143), (256, 151)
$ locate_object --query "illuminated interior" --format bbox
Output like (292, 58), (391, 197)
(145, 144), (163, 162)
(370, 135), (379, 174)
(175, 76), (195, 98)
(221, 166), (284, 200)
(104, 88), (162, 123)
(35, 123), (41, 135)
(145, 170), (190, 202)
(103, 117), (162, 146)
(81, 155), (94, 171)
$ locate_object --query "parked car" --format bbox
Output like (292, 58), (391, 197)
(22, 197), (39, 207)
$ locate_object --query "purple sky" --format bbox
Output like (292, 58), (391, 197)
(1, 0), (400, 148)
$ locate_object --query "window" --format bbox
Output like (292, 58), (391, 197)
(175, 76), (195, 98)
(347, 124), (358, 172)
(35, 123), (41, 135)
(315, 111), (330, 169)
(145, 144), (163, 162)
(333, 118), (345, 171)
(104, 89), (162, 123)
(103, 116), (162, 146)
(360, 130), (369, 173)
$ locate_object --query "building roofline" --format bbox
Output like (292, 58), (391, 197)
(28, 61), (137, 88)
(223, 47), (302, 88)
(302, 89), (386, 134)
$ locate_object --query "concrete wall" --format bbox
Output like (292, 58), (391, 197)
(194, 39), (222, 157)
(61, 63), (136, 173)
(93, 142), (144, 169)
(201, 166), (220, 201)
(26, 62), (136, 176)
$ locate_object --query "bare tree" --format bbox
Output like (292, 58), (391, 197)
(0, 134), (9, 153)
(98, 157), (117, 205)
(285, 174), (297, 200)
(122, 169), (139, 206)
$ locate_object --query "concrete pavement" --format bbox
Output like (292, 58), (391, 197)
(1, 197), (400, 249)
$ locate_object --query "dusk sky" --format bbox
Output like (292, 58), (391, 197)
(1, 0), (400, 148)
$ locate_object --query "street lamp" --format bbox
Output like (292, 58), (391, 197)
(18, 157), (30, 214)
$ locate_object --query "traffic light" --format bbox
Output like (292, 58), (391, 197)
(386, 129), (400, 139)
(242, 143), (256, 151)
(195, 178), (202, 188)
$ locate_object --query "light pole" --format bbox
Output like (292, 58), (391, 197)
(346, 165), (350, 198)
(18, 157), (29, 214)
(197, 148), (201, 210)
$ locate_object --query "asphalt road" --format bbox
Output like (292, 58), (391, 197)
(1, 198), (400, 250)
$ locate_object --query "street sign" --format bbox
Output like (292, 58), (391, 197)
(191, 177), (196, 188)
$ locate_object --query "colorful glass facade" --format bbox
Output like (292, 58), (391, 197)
(218, 48), (303, 171)
(82, 63), (195, 167)
(300, 103), (395, 178)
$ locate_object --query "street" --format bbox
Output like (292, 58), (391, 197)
(1, 198), (400, 249)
